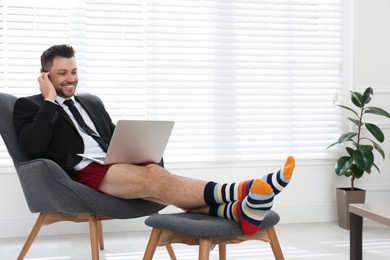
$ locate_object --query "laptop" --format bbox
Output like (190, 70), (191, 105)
(78, 120), (175, 165)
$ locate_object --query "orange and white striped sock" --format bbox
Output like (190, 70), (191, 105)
(204, 156), (295, 206)
(204, 179), (254, 206)
(209, 179), (274, 236)
(262, 156), (295, 195)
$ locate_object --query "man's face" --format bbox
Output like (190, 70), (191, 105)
(48, 56), (78, 98)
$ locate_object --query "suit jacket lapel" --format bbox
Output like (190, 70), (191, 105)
(53, 98), (78, 130)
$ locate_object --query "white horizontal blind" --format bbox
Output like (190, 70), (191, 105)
(0, 0), (345, 169)
(79, 0), (147, 120)
(0, 1), (75, 168)
(1, 1), (73, 96)
(145, 0), (345, 163)
(0, 0), (146, 169)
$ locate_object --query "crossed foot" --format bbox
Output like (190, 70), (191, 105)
(207, 156), (295, 235)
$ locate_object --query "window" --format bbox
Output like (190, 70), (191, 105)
(0, 0), (346, 169)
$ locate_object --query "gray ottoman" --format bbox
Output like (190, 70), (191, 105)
(143, 210), (284, 260)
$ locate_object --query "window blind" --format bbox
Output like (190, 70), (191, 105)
(81, 0), (147, 120)
(0, 0), (346, 169)
(144, 0), (345, 163)
(0, 1), (74, 168)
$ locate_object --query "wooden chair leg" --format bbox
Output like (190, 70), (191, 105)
(165, 243), (177, 260)
(199, 238), (211, 260)
(143, 228), (163, 260)
(266, 226), (284, 260)
(88, 214), (100, 260)
(218, 243), (226, 260)
(98, 220), (104, 250)
(17, 212), (47, 260)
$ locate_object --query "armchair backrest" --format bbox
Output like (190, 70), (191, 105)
(0, 92), (32, 166)
(0, 92), (166, 216)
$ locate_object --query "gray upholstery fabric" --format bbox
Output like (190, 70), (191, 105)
(145, 210), (280, 238)
(0, 92), (165, 218)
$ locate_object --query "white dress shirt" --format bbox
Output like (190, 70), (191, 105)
(56, 96), (105, 171)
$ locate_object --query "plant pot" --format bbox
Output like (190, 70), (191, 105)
(336, 187), (366, 230)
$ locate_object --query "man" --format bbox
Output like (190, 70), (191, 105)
(14, 44), (295, 236)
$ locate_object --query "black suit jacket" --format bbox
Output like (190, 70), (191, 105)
(13, 94), (115, 179)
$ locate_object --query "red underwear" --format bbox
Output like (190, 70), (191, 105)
(77, 162), (113, 191)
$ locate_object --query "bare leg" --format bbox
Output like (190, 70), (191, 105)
(99, 163), (208, 209)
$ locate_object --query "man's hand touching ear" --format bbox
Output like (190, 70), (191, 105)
(38, 72), (57, 102)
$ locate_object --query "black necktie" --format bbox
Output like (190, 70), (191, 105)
(63, 99), (108, 152)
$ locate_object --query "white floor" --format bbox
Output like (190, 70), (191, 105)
(1, 220), (389, 260)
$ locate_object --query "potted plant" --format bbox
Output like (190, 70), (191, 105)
(327, 87), (390, 229)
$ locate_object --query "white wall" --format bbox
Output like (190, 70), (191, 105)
(0, 0), (390, 239)
(353, 0), (390, 90)
(352, 0), (390, 204)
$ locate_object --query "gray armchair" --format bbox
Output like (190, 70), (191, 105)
(0, 92), (167, 260)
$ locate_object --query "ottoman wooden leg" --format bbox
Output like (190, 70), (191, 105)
(199, 238), (211, 260)
(143, 228), (162, 260)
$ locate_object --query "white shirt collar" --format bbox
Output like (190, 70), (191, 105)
(56, 95), (76, 106)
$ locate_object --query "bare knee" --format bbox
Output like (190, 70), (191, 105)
(99, 163), (166, 199)
(144, 163), (167, 177)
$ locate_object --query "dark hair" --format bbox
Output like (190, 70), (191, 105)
(40, 44), (75, 72)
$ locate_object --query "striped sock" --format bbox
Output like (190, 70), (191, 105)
(209, 179), (274, 236)
(204, 179), (254, 206)
(262, 156), (295, 195)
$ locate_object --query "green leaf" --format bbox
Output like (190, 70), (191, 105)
(344, 171), (353, 177)
(326, 142), (339, 149)
(359, 145), (373, 152)
(346, 147), (354, 156)
(326, 142), (338, 149)
(337, 132), (357, 143)
(362, 87), (373, 104)
(351, 164), (365, 179)
(351, 91), (364, 108)
(365, 123), (384, 142)
(337, 104), (359, 118)
(373, 163), (380, 173)
(353, 149), (374, 171)
(348, 117), (361, 127)
(361, 138), (386, 160)
(372, 142), (385, 159)
(365, 106), (390, 118)
(335, 156), (353, 176)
